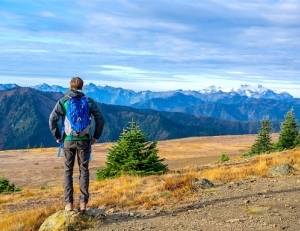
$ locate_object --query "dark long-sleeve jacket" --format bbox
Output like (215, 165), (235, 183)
(49, 89), (105, 141)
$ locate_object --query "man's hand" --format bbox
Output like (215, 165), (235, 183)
(56, 139), (61, 144)
(92, 138), (98, 145)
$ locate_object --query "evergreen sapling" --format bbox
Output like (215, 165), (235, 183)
(97, 119), (168, 180)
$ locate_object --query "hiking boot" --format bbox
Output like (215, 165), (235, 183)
(80, 202), (87, 212)
(65, 202), (73, 211)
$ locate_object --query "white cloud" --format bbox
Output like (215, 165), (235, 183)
(225, 71), (244, 75)
(0, 0), (300, 97)
(88, 65), (182, 82)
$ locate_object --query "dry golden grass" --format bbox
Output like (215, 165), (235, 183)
(201, 148), (300, 181)
(2, 134), (300, 231)
(1, 205), (59, 231)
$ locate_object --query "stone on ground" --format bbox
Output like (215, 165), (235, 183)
(39, 209), (105, 231)
(269, 163), (293, 176)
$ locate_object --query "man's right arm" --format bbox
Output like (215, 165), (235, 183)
(49, 101), (64, 141)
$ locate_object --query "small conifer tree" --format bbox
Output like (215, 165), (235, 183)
(243, 116), (273, 156)
(274, 108), (299, 150)
(97, 118), (168, 180)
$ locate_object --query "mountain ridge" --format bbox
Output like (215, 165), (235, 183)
(1, 82), (299, 122)
(0, 87), (278, 150)
(0, 83), (295, 104)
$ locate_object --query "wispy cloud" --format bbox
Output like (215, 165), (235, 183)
(88, 65), (183, 82)
(0, 0), (300, 96)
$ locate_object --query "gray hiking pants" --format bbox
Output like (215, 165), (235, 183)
(63, 140), (91, 204)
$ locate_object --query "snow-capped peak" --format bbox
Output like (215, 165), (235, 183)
(230, 84), (268, 96)
(31, 83), (68, 93)
(200, 85), (222, 94)
(230, 84), (292, 99)
(32, 83), (51, 91)
(0, 83), (19, 90)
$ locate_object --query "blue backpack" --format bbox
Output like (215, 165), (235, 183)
(57, 96), (92, 161)
(64, 96), (91, 138)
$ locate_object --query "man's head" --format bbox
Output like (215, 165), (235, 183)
(70, 77), (84, 90)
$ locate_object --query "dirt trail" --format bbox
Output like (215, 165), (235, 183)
(94, 174), (300, 231)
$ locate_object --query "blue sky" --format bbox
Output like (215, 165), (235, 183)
(1, 0), (300, 96)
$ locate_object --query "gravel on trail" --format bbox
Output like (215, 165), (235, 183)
(90, 174), (300, 231)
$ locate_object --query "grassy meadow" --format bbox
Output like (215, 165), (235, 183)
(2, 133), (300, 231)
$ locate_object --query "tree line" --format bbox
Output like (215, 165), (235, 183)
(97, 108), (300, 181)
(244, 108), (300, 157)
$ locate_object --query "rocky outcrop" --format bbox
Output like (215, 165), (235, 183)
(39, 209), (106, 231)
(269, 163), (293, 176)
(191, 178), (214, 191)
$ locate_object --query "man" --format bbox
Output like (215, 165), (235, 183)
(49, 77), (105, 212)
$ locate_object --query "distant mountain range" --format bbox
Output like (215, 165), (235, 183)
(1, 87), (278, 150)
(0, 83), (294, 105)
(1, 83), (299, 122)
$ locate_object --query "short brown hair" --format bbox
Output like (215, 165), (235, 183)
(70, 77), (84, 90)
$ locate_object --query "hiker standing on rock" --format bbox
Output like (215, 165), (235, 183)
(49, 77), (105, 212)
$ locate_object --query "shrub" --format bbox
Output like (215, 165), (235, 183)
(0, 176), (21, 193)
(219, 153), (229, 162)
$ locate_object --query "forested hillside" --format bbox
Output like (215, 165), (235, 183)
(0, 87), (281, 150)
